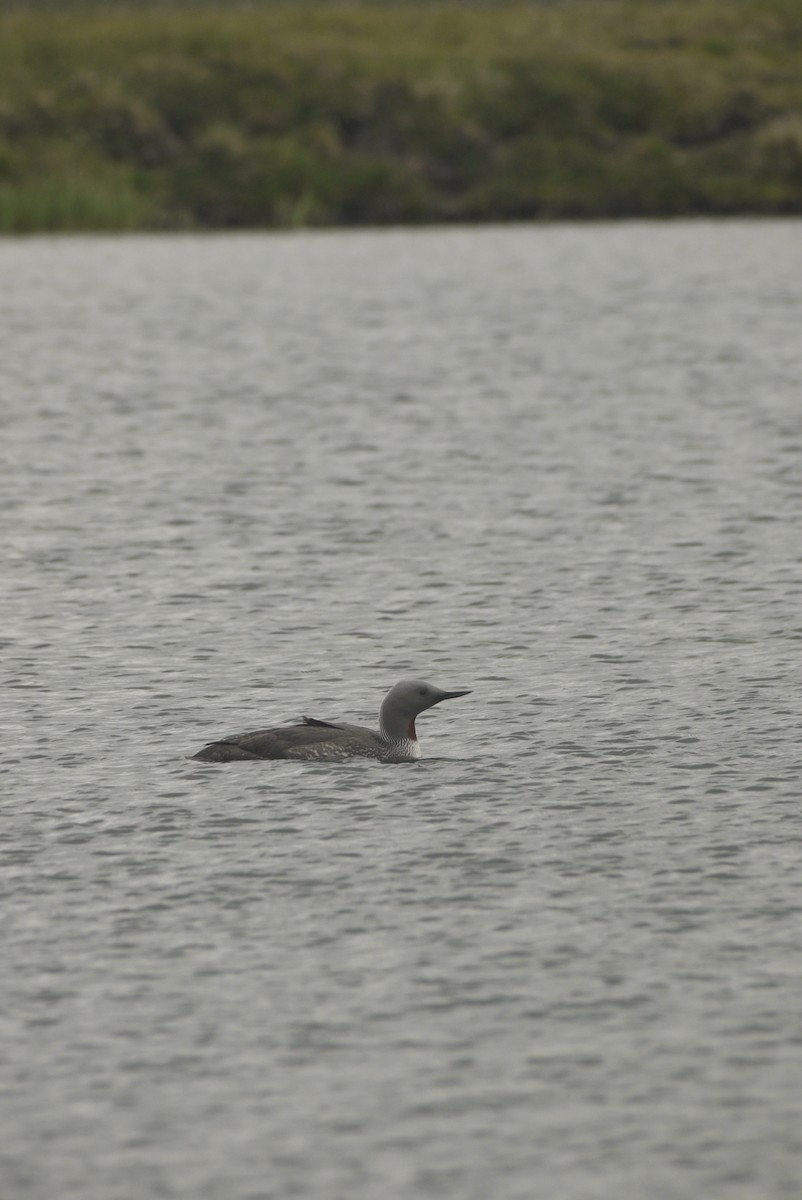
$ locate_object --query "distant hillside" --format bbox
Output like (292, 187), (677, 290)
(1, 0), (801, 231)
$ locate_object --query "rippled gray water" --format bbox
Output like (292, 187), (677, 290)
(2, 221), (802, 1199)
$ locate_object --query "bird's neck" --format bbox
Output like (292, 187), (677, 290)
(379, 708), (418, 745)
(379, 732), (422, 761)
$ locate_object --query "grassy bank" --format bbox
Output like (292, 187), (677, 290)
(1, 1), (801, 231)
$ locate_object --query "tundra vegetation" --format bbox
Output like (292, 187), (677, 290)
(1, 0), (801, 231)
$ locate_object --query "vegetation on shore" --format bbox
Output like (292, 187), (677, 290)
(1, 1), (801, 231)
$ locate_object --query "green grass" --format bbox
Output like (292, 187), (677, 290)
(1, 1), (801, 231)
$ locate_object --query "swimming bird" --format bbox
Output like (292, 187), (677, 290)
(191, 679), (471, 763)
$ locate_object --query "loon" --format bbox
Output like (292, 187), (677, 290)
(191, 679), (471, 763)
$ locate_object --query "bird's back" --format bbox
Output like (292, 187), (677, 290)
(191, 718), (384, 762)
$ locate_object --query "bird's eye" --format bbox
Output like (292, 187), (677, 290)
(418, 687), (427, 696)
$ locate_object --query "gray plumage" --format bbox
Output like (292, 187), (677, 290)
(191, 678), (471, 763)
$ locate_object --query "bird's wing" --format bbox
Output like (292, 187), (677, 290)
(217, 720), (379, 757)
(301, 716), (373, 736)
(193, 718), (382, 762)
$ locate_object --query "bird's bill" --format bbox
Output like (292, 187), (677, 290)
(433, 688), (472, 703)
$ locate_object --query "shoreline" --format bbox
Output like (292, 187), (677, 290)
(1, 1), (800, 233)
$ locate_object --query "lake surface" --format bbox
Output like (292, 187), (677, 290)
(2, 220), (802, 1200)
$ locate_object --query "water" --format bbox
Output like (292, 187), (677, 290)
(2, 220), (802, 1200)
